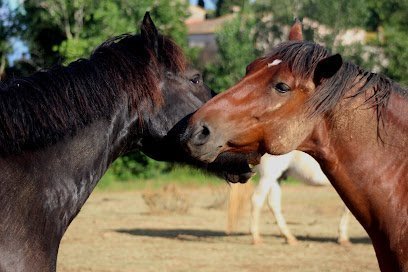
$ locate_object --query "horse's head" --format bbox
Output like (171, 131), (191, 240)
(182, 20), (343, 162)
(123, 13), (212, 139)
(125, 13), (253, 183)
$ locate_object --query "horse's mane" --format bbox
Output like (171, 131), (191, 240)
(0, 33), (186, 155)
(266, 41), (407, 118)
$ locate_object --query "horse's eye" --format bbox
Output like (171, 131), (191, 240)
(190, 74), (201, 84)
(274, 82), (291, 93)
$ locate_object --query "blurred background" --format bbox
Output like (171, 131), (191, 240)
(0, 0), (406, 188)
(1, 1), (405, 270)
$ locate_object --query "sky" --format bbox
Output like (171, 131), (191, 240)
(189, 0), (216, 10)
(6, 0), (18, 10)
(5, 0), (27, 64)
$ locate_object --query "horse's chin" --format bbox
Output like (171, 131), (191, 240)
(208, 151), (262, 184)
(224, 170), (254, 184)
(139, 134), (263, 184)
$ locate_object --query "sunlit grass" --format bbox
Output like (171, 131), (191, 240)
(96, 165), (301, 191)
(96, 165), (224, 191)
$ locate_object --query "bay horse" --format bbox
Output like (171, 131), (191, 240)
(0, 13), (253, 272)
(183, 20), (408, 271)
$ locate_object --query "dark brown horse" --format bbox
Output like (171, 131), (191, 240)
(0, 13), (253, 272)
(183, 21), (408, 271)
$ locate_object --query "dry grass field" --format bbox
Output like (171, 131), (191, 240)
(57, 183), (378, 272)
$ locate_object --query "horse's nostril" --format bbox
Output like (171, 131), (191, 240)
(201, 125), (210, 136)
(191, 124), (211, 146)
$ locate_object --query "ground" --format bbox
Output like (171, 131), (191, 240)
(57, 183), (378, 272)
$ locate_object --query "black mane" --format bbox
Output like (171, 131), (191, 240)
(267, 41), (407, 117)
(0, 33), (186, 155)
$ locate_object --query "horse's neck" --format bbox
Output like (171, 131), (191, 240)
(49, 107), (138, 208)
(305, 91), (408, 267)
(0, 106), (138, 236)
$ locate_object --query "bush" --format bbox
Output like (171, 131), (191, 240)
(109, 152), (172, 181)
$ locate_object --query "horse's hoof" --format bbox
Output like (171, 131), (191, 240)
(252, 237), (263, 245)
(338, 239), (352, 246)
(286, 236), (299, 245)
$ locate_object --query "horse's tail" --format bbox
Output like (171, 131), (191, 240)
(226, 181), (253, 234)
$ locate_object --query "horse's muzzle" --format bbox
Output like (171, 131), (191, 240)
(190, 122), (211, 146)
(182, 122), (223, 163)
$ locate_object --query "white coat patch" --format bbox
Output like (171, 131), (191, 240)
(267, 59), (282, 67)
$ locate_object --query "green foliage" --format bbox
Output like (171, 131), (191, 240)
(301, 0), (370, 29)
(365, 0), (408, 85)
(17, 0), (189, 65)
(215, 0), (249, 17)
(381, 26), (408, 85)
(97, 164), (222, 191)
(203, 13), (257, 92)
(109, 153), (172, 181)
(252, 0), (371, 51)
(365, 0), (407, 31)
(208, 0), (407, 92)
(252, 0), (371, 30)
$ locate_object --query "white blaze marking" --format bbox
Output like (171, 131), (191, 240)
(267, 59), (282, 67)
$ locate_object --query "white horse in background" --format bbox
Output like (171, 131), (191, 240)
(227, 151), (351, 245)
(250, 151), (351, 245)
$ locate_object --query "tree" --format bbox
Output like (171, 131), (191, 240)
(206, 0), (407, 98)
(252, 0), (370, 50)
(252, 0), (408, 85)
(215, 0), (249, 17)
(381, 27), (408, 85)
(17, 0), (189, 65)
(204, 11), (257, 92)
(301, 0), (370, 29)
(365, 0), (408, 85)
(198, 0), (205, 8)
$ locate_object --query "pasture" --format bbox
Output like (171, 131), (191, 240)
(57, 182), (377, 272)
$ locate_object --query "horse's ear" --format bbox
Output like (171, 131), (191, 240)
(141, 12), (159, 56)
(313, 54), (343, 86)
(288, 18), (303, 41)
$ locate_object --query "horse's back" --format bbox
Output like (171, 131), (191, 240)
(289, 151), (329, 186)
(256, 152), (293, 179)
(256, 151), (328, 185)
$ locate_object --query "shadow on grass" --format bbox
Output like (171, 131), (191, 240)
(261, 233), (372, 245)
(115, 228), (371, 245)
(115, 229), (249, 242)
(116, 228), (247, 239)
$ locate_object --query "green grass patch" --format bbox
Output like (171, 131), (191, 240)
(96, 164), (302, 192)
(96, 165), (224, 191)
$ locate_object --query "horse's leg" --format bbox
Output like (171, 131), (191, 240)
(251, 154), (294, 245)
(266, 180), (298, 245)
(337, 206), (352, 246)
(250, 176), (271, 245)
